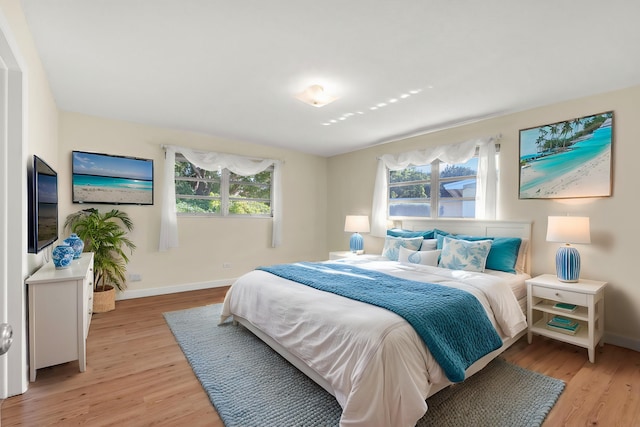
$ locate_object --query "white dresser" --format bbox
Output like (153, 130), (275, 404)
(26, 252), (94, 381)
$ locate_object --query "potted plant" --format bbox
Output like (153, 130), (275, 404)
(64, 208), (136, 312)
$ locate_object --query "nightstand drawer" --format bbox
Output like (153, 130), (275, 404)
(531, 285), (588, 306)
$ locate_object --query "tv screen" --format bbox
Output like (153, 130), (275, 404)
(72, 151), (154, 205)
(28, 155), (59, 253)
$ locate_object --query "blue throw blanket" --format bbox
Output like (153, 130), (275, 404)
(258, 262), (503, 383)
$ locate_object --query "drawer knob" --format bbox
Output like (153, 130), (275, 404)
(555, 292), (561, 297)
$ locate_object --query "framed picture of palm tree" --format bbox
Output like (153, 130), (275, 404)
(518, 111), (613, 199)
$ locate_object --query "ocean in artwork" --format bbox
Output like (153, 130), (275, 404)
(73, 174), (153, 191)
(73, 174), (153, 204)
(519, 123), (611, 195)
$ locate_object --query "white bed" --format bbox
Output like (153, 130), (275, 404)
(220, 220), (532, 427)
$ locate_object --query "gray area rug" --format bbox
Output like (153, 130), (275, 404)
(164, 304), (564, 427)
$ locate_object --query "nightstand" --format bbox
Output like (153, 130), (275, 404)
(329, 251), (359, 260)
(526, 274), (607, 363)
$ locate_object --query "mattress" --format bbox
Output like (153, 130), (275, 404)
(221, 258), (528, 427)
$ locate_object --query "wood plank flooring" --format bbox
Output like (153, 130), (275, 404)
(2, 287), (639, 426)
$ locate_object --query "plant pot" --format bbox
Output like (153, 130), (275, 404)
(93, 285), (116, 313)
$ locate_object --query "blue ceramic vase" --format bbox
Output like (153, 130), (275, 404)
(63, 233), (84, 259)
(52, 243), (75, 269)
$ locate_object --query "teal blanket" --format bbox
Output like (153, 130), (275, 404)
(258, 262), (502, 383)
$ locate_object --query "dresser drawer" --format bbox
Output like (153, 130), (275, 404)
(531, 284), (588, 306)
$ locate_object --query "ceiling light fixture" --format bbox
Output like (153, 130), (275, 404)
(295, 84), (338, 108)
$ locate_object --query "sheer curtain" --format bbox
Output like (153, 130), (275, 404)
(159, 145), (282, 250)
(371, 136), (500, 237)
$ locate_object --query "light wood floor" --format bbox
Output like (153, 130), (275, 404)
(2, 288), (639, 426)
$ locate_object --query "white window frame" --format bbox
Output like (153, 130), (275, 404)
(174, 153), (273, 218)
(370, 137), (500, 237)
(388, 156), (482, 219)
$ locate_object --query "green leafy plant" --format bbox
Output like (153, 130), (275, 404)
(64, 208), (136, 292)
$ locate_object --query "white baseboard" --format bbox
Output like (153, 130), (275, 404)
(604, 332), (640, 352)
(116, 278), (237, 301)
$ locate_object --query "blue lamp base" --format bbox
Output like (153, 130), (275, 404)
(349, 232), (364, 253)
(556, 245), (580, 282)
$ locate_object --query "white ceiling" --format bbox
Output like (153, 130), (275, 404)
(20, 0), (640, 157)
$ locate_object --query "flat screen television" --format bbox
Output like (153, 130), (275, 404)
(72, 151), (154, 205)
(28, 155), (59, 253)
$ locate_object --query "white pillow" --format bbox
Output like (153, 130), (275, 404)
(419, 239), (438, 251)
(439, 236), (492, 272)
(399, 246), (441, 266)
(381, 236), (424, 261)
(515, 238), (529, 273)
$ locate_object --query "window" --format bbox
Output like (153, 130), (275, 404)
(174, 154), (273, 216)
(389, 156), (487, 218)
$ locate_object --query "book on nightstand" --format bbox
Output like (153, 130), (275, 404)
(553, 302), (577, 312)
(546, 316), (580, 335)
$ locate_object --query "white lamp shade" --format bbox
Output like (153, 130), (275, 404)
(546, 216), (591, 244)
(344, 215), (370, 233)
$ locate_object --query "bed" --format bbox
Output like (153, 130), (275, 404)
(220, 219), (532, 427)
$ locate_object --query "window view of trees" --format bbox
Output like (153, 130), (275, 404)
(388, 158), (479, 218)
(174, 156), (272, 216)
(228, 171), (271, 215)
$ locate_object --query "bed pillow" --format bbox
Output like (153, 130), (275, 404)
(381, 236), (424, 261)
(439, 234), (523, 274)
(419, 239), (438, 251)
(435, 230), (452, 249)
(398, 246), (441, 266)
(484, 237), (522, 274)
(386, 228), (435, 239)
(515, 238), (529, 273)
(439, 236), (492, 272)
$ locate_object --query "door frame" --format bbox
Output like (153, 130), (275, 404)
(0, 9), (29, 398)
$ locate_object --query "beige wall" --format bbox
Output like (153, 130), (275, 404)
(0, 0), (59, 272)
(0, 0), (59, 396)
(327, 84), (640, 349)
(58, 112), (328, 295)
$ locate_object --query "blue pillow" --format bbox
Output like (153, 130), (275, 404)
(435, 230), (452, 249)
(387, 228), (435, 239)
(485, 237), (522, 273)
(437, 234), (522, 273)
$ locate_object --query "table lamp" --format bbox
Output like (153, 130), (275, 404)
(546, 216), (591, 282)
(344, 215), (370, 254)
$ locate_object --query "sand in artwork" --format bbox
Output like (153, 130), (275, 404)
(74, 186), (153, 204)
(520, 149), (610, 198)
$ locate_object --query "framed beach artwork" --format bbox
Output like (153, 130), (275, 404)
(519, 111), (613, 199)
(72, 151), (154, 205)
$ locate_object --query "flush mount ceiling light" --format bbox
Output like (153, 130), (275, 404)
(295, 84), (338, 107)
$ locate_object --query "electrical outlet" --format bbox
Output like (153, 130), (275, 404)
(222, 262), (232, 269)
(128, 273), (142, 281)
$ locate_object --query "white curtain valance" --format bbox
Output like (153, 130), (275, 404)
(371, 136), (500, 237)
(159, 145), (282, 251)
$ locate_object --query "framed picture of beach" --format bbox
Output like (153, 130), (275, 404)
(72, 151), (154, 205)
(519, 111), (613, 199)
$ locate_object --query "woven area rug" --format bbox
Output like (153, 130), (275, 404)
(164, 304), (564, 427)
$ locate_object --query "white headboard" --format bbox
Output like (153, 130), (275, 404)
(398, 219), (533, 274)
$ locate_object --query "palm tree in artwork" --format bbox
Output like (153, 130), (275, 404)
(548, 124), (560, 149)
(560, 120), (574, 147)
(535, 135), (545, 154)
(571, 118), (584, 135)
(536, 126), (549, 153)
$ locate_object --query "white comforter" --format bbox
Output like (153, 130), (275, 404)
(220, 258), (527, 427)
